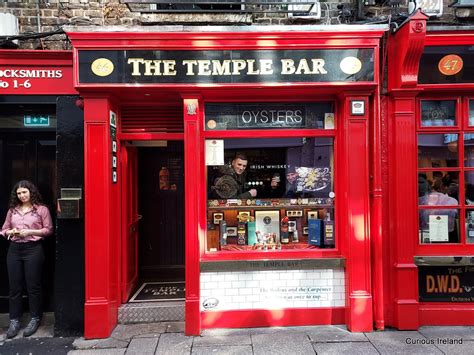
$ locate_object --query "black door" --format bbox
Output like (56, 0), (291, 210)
(137, 142), (185, 282)
(0, 132), (56, 313)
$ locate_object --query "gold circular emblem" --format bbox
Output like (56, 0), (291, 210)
(340, 57), (362, 75)
(91, 58), (114, 77)
(207, 120), (217, 129)
(438, 55), (463, 76)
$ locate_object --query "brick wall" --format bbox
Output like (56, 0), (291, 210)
(0, 1), (462, 49)
(200, 268), (345, 311)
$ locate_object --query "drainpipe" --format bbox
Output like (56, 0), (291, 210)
(371, 82), (385, 330)
(36, 0), (42, 33)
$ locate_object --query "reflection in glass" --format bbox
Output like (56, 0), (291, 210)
(466, 210), (474, 244)
(464, 134), (474, 167)
(207, 137), (334, 200)
(205, 137), (336, 252)
(418, 134), (458, 168)
(419, 171), (459, 202)
(419, 208), (459, 244)
(470, 100), (474, 126)
(421, 100), (456, 127)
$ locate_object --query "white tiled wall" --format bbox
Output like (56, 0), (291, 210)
(200, 268), (345, 311)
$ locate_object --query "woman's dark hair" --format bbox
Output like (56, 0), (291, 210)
(8, 180), (43, 208)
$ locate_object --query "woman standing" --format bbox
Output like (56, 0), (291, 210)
(1, 180), (53, 339)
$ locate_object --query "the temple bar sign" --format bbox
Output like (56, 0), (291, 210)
(78, 49), (374, 84)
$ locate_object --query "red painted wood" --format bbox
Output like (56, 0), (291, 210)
(66, 30), (385, 50)
(371, 91), (385, 330)
(117, 133), (184, 141)
(419, 304), (474, 325)
(120, 146), (139, 303)
(387, 10), (428, 91)
(340, 95), (373, 332)
(0, 49), (77, 95)
(83, 96), (120, 339)
(387, 92), (420, 330)
(183, 96), (203, 336)
(201, 308), (345, 329)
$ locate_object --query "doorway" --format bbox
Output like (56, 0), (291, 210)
(0, 131), (56, 313)
(137, 141), (185, 284)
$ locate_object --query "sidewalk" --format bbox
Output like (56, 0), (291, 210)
(1, 321), (474, 354)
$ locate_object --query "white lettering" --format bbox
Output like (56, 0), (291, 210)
(182, 60), (197, 76)
(127, 58), (143, 76)
(281, 59), (295, 75)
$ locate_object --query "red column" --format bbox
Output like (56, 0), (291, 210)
(341, 95), (373, 332)
(183, 96), (203, 335)
(388, 91), (421, 329)
(83, 96), (121, 338)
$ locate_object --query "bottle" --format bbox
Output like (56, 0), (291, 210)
(159, 167), (170, 190)
(281, 216), (289, 244)
(220, 220), (227, 247)
(237, 222), (247, 245)
(247, 217), (257, 245)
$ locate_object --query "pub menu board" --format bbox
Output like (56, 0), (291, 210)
(205, 102), (334, 130)
(418, 265), (474, 302)
(419, 46), (474, 84)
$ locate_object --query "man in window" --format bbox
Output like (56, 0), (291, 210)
(210, 152), (257, 199)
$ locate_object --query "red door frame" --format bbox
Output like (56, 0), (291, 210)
(67, 28), (386, 338)
(386, 11), (474, 329)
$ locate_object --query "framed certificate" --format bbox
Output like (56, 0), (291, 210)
(255, 210), (280, 241)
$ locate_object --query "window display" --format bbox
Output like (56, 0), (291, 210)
(206, 137), (335, 252)
(417, 98), (474, 245)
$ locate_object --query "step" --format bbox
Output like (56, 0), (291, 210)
(118, 301), (184, 324)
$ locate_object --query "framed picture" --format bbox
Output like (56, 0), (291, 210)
(255, 210), (280, 241)
(238, 211), (251, 222)
(351, 100), (365, 115)
(286, 210), (303, 217)
(112, 140), (117, 153)
(307, 211), (319, 220)
(303, 227), (309, 235)
(226, 227), (238, 237)
(112, 155), (117, 168)
(213, 212), (224, 225)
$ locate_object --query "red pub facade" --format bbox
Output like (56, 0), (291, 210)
(1, 12), (474, 339)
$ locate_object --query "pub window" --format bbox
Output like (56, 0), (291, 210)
(417, 97), (474, 244)
(204, 102), (336, 253)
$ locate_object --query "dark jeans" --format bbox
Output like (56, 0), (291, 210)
(7, 241), (44, 320)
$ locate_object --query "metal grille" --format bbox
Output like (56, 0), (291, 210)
(121, 105), (184, 134)
(122, 0), (318, 14)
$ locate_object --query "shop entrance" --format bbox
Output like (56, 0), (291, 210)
(126, 141), (185, 302)
(0, 131), (56, 313)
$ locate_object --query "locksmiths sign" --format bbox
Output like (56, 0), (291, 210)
(78, 49), (374, 85)
(418, 266), (474, 302)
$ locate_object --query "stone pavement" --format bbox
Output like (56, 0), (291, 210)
(2, 321), (474, 354)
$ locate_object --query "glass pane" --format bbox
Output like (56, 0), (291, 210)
(418, 134), (458, 168)
(206, 137), (335, 252)
(465, 172), (474, 205)
(469, 100), (474, 126)
(466, 210), (474, 244)
(204, 102), (334, 130)
(420, 100), (456, 127)
(419, 171), (459, 202)
(464, 133), (474, 167)
(419, 208), (459, 244)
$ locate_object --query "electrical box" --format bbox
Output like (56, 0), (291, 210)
(0, 13), (19, 44)
(289, 0), (322, 19)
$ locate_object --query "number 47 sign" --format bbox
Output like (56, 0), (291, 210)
(438, 54), (463, 76)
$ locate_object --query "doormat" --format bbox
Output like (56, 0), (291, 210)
(129, 282), (185, 302)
